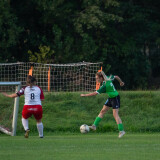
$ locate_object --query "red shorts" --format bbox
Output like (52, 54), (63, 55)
(22, 105), (43, 120)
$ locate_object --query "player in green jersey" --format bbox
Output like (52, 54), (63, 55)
(80, 71), (125, 138)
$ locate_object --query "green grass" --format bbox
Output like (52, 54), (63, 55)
(0, 133), (159, 160)
(0, 91), (160, 160)
(19, 91), (160, 133)
(1, 91), (160, 134)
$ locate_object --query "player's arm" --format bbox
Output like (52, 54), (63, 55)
(81, 82), (106, 97)
(1, 92), (18, 98)
(114, 76), (125, 86)
(39, 86), (44, 101)
(81, 92), (98, 97)
(81, 81), (106, 97)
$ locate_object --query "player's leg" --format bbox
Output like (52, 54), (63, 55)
(36, 119), (44, 138)
(98, 105), (110, 118)
(22, 105), (32, 138)
(111, 95), (125, 138)
(112, 95), (125, 137)
(22, 117), (30, 138)
(90, 98), (111, 130)
(113, 109), (122, 124)
(90, 105), (110, 131)
(112, 109), (125, 138)
(22, 117), (29, 131)
(33, 105), (44, 138)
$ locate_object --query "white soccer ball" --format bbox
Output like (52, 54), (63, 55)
(80, 124), (90, 134)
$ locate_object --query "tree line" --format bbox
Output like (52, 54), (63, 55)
(0, 0), (160, 89)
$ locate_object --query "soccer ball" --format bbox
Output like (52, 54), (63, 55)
(80, 124), (90, 134)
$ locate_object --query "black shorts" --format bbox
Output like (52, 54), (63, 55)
(104, 95), (120, 109)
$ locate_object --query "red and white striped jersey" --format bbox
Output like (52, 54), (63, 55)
(17, 86), (44, 105)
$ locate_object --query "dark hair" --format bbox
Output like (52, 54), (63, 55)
(26, 75), (36, 87)
(96, 72), (104, 80)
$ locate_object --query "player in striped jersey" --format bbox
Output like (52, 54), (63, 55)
(2, 75), (44, 138)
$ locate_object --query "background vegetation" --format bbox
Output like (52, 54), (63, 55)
(0, 0), (160, 89)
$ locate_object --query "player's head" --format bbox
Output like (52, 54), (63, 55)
(26, 75), (36, 87)
(96, 72), (104, 83)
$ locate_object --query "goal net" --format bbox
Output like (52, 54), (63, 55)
(0, 82), (21, 136)
(0, 62), (102, 92)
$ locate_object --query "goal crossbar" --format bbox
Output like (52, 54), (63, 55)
(0, 82), (21, 86)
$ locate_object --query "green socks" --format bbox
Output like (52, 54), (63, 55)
(93, 117), (124, 131)
(93, 117), (102, 127)
(118, 123), (124, 131)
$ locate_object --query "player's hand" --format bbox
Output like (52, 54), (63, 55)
(80, 94), (86, 97)
(120, 82), (124, 86)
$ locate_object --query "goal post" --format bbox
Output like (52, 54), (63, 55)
(0, 82), (21, 136)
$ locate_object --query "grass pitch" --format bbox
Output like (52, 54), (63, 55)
(0, 133), (159, 160)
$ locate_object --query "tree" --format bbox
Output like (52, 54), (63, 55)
(0, 0), (23, 62)
(28, 45), (54, 63)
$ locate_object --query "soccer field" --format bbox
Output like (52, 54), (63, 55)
(0, 133), (159, 160)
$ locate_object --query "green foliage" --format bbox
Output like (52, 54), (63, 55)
(0, 0), (160, 89)
(0, 0), (23, 62)
(28, 45), (54, 63)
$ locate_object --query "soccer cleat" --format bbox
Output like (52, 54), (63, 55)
(24, 129), (30, 138)
(118, 131), (125, 138)
(89, 125), (96, 131)
(39, 136), (44, 138)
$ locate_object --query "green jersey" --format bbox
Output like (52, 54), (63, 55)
(96, 75), (119, 98)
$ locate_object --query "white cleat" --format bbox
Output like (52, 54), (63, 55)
(89, 125), (96, 131)
(118, 131), (125, 138)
